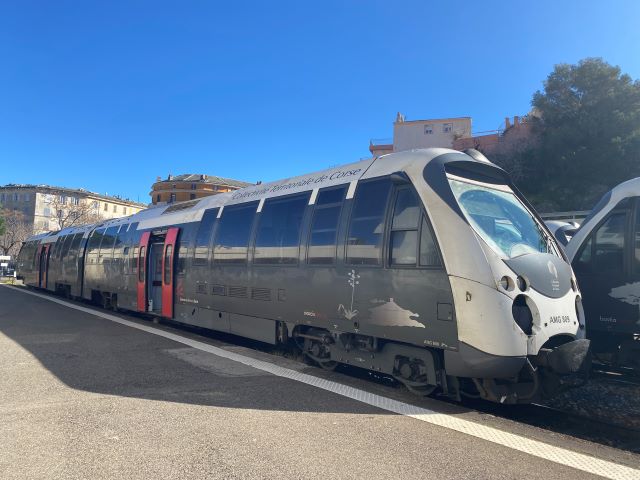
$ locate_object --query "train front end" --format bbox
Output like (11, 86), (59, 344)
(419, 150), (590, 403)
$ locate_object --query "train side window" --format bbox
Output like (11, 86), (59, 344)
(112, 225), (126, 263)
(593, 212), (626, 272)
(51, 238), (63, 260)
(213, 202), (258, 264)
(307, 185), (347, 265)
(87, 228), (105, 263)
(254, 193), (309, 265)
(390, 189), (420, 265)
(59, 234), (74, 260)
(193, 208), (218, 265)
(420, 216), (441, 267)
(635, 207), (640, 273)
(99, 226), (118, 264)
(347, 178), (392, 266)
(163, 245), (173, 284)
(67, 233), (83, 262)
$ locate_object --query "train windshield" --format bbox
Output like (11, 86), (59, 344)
(448, 176), (555, 259)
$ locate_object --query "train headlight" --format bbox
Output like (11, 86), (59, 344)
(516, 276), (528, 291)
(512, 294), (533, 335)
(499, 276), (513, 291)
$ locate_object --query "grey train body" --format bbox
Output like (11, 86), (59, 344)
(565, 177), (640, 368)
(17, 148), (590, 404)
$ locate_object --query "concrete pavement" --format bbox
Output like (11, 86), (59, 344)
(0, 285), (638, 480)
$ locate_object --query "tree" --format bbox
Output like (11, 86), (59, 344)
(0, 209), (32, 257)
(48, 195), (104, 230)
(513, 58), (640, 211)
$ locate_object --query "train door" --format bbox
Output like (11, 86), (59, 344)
(37, 244), (51, 288)
(149, 242), (164, 314)
(135, 228), (179, 318)
(573, 199), (634, 346)
(136, 232), (151, 312)
(161, 227), (179, 318)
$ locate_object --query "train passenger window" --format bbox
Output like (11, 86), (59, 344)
(420, 217), (441, 267)
(193, 208), (218, 265)
(59, 234), (74, 260)
(593, 212), (626, 272)
(213, 202), (258, 264)
(254, 193), (309, 265)
(87, 229), (105, 263)
(112, 225), (126, 263)
(346, 178), (392, 265)
(307, 186), (347, 265)
(163, 245), (173, 284)
(390, 189), (420, 265)
(51, 238), (63, 260)
(67, 234), (83, 264)
(635, 207), (640, 273)
(99, 226), (119, 263)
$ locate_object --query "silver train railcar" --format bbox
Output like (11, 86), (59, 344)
(565, 177), (640, 368)
(17, 148), (590, 403)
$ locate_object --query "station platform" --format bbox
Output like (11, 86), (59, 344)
(0, 285), (638, 480)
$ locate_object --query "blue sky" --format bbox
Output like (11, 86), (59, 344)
(1, 1), (639, 203)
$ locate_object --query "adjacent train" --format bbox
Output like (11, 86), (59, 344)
(565, 178), (640, 368)
(17, 148), (591, 403)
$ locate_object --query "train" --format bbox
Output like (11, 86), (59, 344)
(565, 177), (640, 369)
(16, 148), (591, 404)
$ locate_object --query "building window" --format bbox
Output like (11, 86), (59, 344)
(13, 193), (18, 201)
(424, 124), (433, 135)
(43, 207), (51, 217)
(443, 123), (453, 133)
(156, 194), (160, 203)
(190, 193), (196, 200)
(104, 203), (108, 211)
(70, 196), (79, 205)
(92, 201), (98, 208)
(123, 207), (127, 215)
(0, 193), (4, 202)
(23, 193), (30, 202)
(169, 193), (176, 203)
(172, 184), (176, 189)
(59, 195), (67, 204)
(191, 183), (197, 190)
(113, 204), (117, 213)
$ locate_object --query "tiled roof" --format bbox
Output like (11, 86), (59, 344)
(0, 184), (146, 207)
(158, 174), (253, 188)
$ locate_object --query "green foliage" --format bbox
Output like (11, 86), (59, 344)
(504, 58), (640, 211)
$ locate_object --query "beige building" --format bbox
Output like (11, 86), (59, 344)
(370, 112), (472, 157)
(0, 184), (146, 234)
(150, 173), (252, 205)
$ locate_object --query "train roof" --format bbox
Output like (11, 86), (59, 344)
(25, 147), (498, 240)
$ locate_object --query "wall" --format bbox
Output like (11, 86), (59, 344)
(393, 118), (471, 152)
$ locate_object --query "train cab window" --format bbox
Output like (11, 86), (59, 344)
(213, 202), (258, 264)
(163, 245), (173, 284)
(390, 189), (420, 265)
(347, 178), (392, 265)
(254, 193), (309, 265)
(593, 212), (626, 272)
(307, 186), (347, 265)
(420, 217), (441, 267)
(193, 208), (218, 265)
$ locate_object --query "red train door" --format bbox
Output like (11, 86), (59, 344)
(161, 227), (179, 319)
(38, 244), (51, 288)
(136, 232), (151, 312)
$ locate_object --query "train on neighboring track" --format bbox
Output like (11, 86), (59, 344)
(16, 148), (591, 404)
(565, 178), (640, 369)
